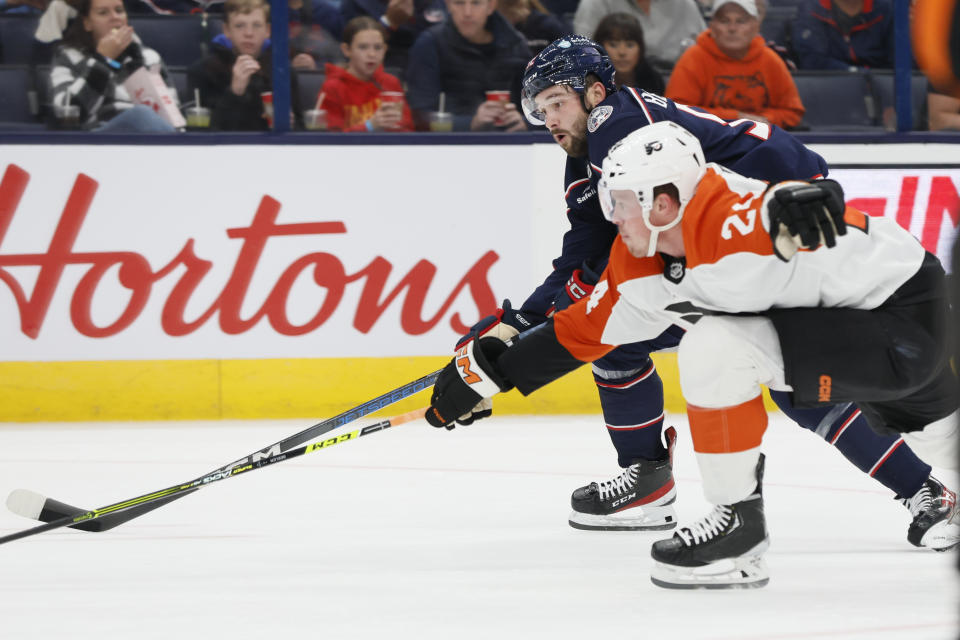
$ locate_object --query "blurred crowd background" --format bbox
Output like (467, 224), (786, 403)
(0, 0), (955, 133)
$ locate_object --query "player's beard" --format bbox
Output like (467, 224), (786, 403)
(559, 112), (589, 157)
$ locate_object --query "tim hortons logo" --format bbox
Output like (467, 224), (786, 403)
(0, 164), (499, 339)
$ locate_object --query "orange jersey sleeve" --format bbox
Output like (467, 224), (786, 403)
(553, 239), (665, 362)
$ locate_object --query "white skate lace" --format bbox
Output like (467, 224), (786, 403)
(597, 465), (638, 501)
(902, 481), (936, 519)
(677, 505), (733, 546)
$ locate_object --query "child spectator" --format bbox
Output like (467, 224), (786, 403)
(593, 12), (664, 94)
(188, 0), (303, 130)
(49, 0), (178, 131)
(340, 0), (446, 72)
(573, 0), (705, 71)
(320, 15), (414, 130)
(792, 0), (895, 70)
(497, 0), (571, 54)
(665, 0), (803, 129)
(405, 0), (531, 131)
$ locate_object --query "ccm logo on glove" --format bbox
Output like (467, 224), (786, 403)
(456, 345), (483, 384)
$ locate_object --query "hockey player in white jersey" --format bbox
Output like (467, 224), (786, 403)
(425, 121), (959, 588)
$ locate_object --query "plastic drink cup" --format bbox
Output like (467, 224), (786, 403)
(54, 104), (81, 130)
(185, 106), (211, 129)
(485, 90), (510, 103)
(304, 108), (327, 131)
(428, 111), (453, 132)
(380, 91), (404, 107)
(261, 91), (274, 126)
(380, 91), (404, 129)
(486, 89), (511, 125)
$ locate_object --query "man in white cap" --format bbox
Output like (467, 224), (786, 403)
(665, 0), (805, 129)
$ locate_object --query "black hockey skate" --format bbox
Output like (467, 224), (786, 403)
(650, 454), (769, 590)
(568, 427), (677, 531)
(900, 476), (959, 551)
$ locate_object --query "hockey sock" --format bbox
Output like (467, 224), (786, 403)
(594, 359), (668, 466)
(770, 391), (931, 497)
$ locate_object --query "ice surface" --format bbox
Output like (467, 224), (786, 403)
(0, 414), (956, 639)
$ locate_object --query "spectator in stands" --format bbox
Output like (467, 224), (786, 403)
(928, 89), (960, 131)
(593, 12), (664, 94)
(792, 0), (895, 70)
(49, 0), (179, 131)
(497, 0), (571, 54)
(341, 0), (446, 72)
(289, 0), (346, 69)
(405, 0), (530, 131)
(320, 15), (413, 130)
(573, 0), (704, 71)
(188, 0), (303, 130)
(665, 0), (803, 129)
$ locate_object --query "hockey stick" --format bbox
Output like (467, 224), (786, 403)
(0, 408), (427, 546)
(5, 369), (440, 535)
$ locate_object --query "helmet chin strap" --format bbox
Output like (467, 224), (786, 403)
(642, 203), (685, 258)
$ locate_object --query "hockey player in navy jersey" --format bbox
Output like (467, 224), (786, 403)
(445, 35), (958, 550)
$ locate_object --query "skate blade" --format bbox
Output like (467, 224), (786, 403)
(649, 547), (769, 590)
(568, 505), (676, 531)
(920, 530), (960, 552)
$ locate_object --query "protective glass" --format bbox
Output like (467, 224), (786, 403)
(523, 91), (575, 127)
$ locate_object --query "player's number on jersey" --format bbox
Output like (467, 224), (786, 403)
(720, 203), (757, 239)
(675, 104), (772, 140)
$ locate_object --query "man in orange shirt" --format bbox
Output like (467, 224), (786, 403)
(665, 0), (804, 129)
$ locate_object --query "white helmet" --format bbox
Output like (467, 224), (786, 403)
(598, 121), (706, 256)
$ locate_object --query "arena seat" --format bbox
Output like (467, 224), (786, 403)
(129, 15), (207, 67)
(793, 70), (880, 131)
(869, 71), (929, 131)
(0, 15), (40, 64)
(0, 65), (43, 130)
(166, 66), (191, 106)
(297, 69), (326, 112)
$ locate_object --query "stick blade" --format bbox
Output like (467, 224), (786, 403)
(7, 489), (48, 520)
(7, 488), (200, 533)
(7, 489), (105, 531)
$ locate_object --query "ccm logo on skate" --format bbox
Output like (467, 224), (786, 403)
(612, 492), (637, 508)
(818, 375), (832, 402)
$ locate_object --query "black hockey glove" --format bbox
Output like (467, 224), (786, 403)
(553, 258), (604, 312)
(765, 179), (847, 262)
(448, 300), (546, 426)
(426, 334), (514, 430)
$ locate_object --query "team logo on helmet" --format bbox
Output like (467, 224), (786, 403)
(558, 39), (571, 48)
(587, 105), (613, 133)
(644, 141), (663, 155)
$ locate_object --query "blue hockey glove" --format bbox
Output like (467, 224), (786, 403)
(426, 335), (513, 430)
(765, 179), (847, 262)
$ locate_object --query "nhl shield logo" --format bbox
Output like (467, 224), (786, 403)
(587, 105), (613, 133)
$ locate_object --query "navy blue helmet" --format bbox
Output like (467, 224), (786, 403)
(520, 35), (617, 125)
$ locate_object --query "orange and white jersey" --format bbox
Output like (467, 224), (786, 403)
(554, 164), (927, 363)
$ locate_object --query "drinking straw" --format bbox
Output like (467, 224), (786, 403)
(438, 92), (445, 113)
(194, 88), (201, 108)
(316, 92), (326, 111)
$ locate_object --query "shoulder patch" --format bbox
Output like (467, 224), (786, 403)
(587, 105), (614, 133)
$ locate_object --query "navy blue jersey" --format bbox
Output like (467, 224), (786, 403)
(522, 88), (829, 315)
